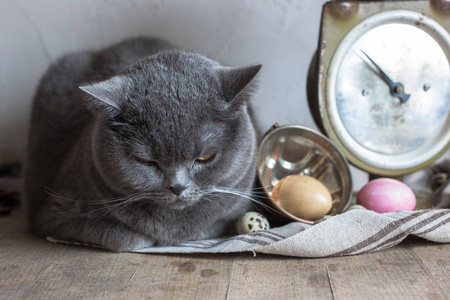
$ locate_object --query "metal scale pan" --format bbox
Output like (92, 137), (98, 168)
(257, 124), (353, 224)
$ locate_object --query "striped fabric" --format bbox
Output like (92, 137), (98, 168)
(133, 209), (450, 257)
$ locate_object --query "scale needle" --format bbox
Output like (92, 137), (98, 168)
(360, 50), (410, 103)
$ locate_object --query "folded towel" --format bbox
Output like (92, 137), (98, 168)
(129, 209), (450, 257)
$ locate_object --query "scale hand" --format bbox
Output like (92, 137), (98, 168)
(360, 50), (410, 103)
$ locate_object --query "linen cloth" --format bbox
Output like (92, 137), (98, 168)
(130, 209), (450, 257)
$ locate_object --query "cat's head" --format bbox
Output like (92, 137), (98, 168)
(80, 51), (261, 209)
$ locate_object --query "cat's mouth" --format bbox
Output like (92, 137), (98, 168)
(165, 194), (202, 210)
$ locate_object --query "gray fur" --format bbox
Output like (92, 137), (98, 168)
(23, 37), (262, 251)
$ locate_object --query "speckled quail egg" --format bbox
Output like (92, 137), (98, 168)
(236, 212), (270, 234)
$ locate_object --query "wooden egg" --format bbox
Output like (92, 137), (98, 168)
(357, 178), (416, 213)
(272, 175), (333, 221)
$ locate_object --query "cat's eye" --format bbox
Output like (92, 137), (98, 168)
(134, 156), (159, 168)
(196, 153), (216, 163)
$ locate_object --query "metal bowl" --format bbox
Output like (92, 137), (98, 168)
(257, 124), (353, 224)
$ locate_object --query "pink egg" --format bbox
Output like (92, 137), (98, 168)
(357, 178), (416, 213)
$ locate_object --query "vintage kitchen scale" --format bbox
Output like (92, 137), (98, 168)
(258, 0), (450, 224)
(307, 0), (450, 176)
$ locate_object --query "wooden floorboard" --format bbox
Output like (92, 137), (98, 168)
(325, 244), (446, 300)
(1, 209), (449, 300)
(409, 238), (450, 296)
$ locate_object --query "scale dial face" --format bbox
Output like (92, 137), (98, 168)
(325, 10), (450, 175)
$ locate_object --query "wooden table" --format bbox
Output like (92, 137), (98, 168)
(1, 210), (449, 299)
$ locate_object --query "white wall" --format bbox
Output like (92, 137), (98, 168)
(0, 0), (368, 188)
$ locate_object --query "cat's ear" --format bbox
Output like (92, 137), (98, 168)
(79, 75), (126, 114)
(217, 64), (262, 104)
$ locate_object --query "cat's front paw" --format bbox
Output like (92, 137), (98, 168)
(106, 234), (155, 252)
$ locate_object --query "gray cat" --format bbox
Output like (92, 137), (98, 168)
(23, 37), (262, 252)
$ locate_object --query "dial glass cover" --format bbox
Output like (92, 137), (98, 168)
(327, 10), (450, 172)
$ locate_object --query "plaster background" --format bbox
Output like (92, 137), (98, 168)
(0, 0), (368, 188)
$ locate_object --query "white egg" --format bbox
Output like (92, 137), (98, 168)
(236, 212), (270, 234)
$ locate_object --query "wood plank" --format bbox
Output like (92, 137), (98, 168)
(325, 240), (447, 300)
(1, 210), (450, 299)
(0, 211), (234, 299)
(115, 254), (234, 300)
(226, 254), (333, 299)
(408, 236), (450, 296)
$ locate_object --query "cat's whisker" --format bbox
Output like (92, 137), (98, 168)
(62, 202), (130, 245)
(72, 191), (165, 206)
(198, 197), (214, 204)
(65, 192), (154, 221)
(41, 185), (76, 202)
(209, 187), (283, 216)
(74, 200), (130, 219)
(80, 196), (136, 205)
(209, 187), (270, 202)
(69, 192), (158, 245)
(114, 198), (142, 218)
(208, 192), (281, 216)
(244, 185), (274, 192)
(213, 184), (273, 194)
(41, 184), (141, 205)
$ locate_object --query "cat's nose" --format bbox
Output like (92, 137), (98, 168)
(168, 184), (188, 196)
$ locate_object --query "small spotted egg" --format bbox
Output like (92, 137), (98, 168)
(236, 212), (270, 234)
